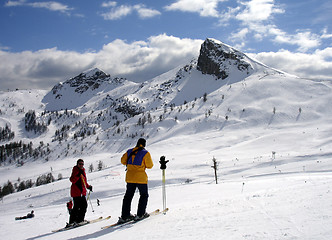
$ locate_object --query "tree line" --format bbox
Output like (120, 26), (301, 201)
(25, 110), (48, 134)
(0, 172), (55, 199)
(0, 125), (15, 142)
(0, 141), (50, 165)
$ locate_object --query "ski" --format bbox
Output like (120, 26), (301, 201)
(101, 209), (159, 229)
(52, 215), (111, 233)
(101, 208), (168, 230)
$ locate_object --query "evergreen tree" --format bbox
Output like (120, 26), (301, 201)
(98, 160), (103, 171)
(2, 181), (14, 196)
(203, 93), (208, 102)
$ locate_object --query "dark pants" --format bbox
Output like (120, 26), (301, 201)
(121, 183), (149, 218)
(69, 196), (87, 223)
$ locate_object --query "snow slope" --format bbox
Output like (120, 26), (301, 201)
(1, 134), (331, 240)
(1, 39), (332, 239)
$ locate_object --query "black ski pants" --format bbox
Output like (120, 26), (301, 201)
(121, 183), (149, 218)
(69, 196), (87, 223)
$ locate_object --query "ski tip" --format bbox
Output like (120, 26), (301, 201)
(162, 208), (169, 214)
(149, 209), (160, 215)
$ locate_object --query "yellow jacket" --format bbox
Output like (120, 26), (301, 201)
(121, 146), (153, 184)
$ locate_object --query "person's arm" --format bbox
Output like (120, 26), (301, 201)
(69, 167), (81, 183)
(121, 152), (128, 165)
(144, 152), (153, 169)
(84, 171), (93, 191)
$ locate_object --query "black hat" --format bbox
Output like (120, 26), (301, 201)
(136, 138), (146, 147)
(77, 159), (84, 165)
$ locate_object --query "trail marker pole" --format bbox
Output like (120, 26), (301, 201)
(211, 156), (218, 184)
(159, 156), (169, 212)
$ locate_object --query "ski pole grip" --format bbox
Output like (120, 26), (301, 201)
(159, 156), (169, 170)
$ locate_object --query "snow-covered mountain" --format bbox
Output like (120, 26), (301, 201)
(42, 38), (283, 113)
(1, 38), (332, 239)
(42, 68), (130, 111)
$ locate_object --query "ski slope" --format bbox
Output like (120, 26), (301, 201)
(1, 116), (332, 239)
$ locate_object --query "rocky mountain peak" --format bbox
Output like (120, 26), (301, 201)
(65, 68), (111, 93)
(48, 68), (113, 98)
(197, 38), (253, 80)
(83, 67), (109, 78)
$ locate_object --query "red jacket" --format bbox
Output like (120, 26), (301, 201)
(70, 166), (90, 197)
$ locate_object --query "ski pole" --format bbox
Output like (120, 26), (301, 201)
(81, 174), (94, 212)
(162, 169), (166, 211)
(87, 190), (94, 212)
(159, 156), (169, 212)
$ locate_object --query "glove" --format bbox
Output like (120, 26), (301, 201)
(88, 185), (93, 192)
(159, 156), (169, 170)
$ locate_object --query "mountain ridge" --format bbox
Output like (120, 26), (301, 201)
(42, 38), (283, 112)
(0, 38), (330, 168)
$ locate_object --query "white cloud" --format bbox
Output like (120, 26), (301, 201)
(30, 2), (73, 13)
(221, 0), (325, 53)
(0, 35), (202, 90)
(0, 48), (95, 90)
(230, 28), (249, 42)
(5, 0), (73, 13)
(273, 30), (321, 52)
(236, 0), (284, 22)
(5, 0), (26, 7)
(101, 4), (160, 20)
(162, 0), (329, 53)
(165, 0), (224, 17)
(134, 5), (161, 19)
(232, 0), (285, 44)
(321, 28), (332, 39)
(101, 1), (117, 8)
(250, 48), (332, 80)
(163, 0), (328, 53)
(101, 5), (133, 20)
(218, 6), (241, 26)
(84, 34), (202, 80)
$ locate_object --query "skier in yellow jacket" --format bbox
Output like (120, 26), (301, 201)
(118, 138), (153, 223)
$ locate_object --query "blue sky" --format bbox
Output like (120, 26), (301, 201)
(0, 0), (332, 90)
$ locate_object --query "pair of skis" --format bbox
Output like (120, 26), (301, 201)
(101, 208), (169, 230)
(52, 208), (168, 233)
(52, 216), (111, 232)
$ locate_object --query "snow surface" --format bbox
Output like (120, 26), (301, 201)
(1, 139), (331, 240)
(1, 40), (332, 239)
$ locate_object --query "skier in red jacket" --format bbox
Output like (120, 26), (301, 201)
(69, 159), (92, 224)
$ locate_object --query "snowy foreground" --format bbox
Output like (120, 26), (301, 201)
(1, 128), (332, 240)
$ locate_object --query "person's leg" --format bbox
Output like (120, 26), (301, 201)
(69, 197), (80, 223)
(77, 196), (88, 222)
(137, 184), (149, 217)
(121, 183), (136, 219)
